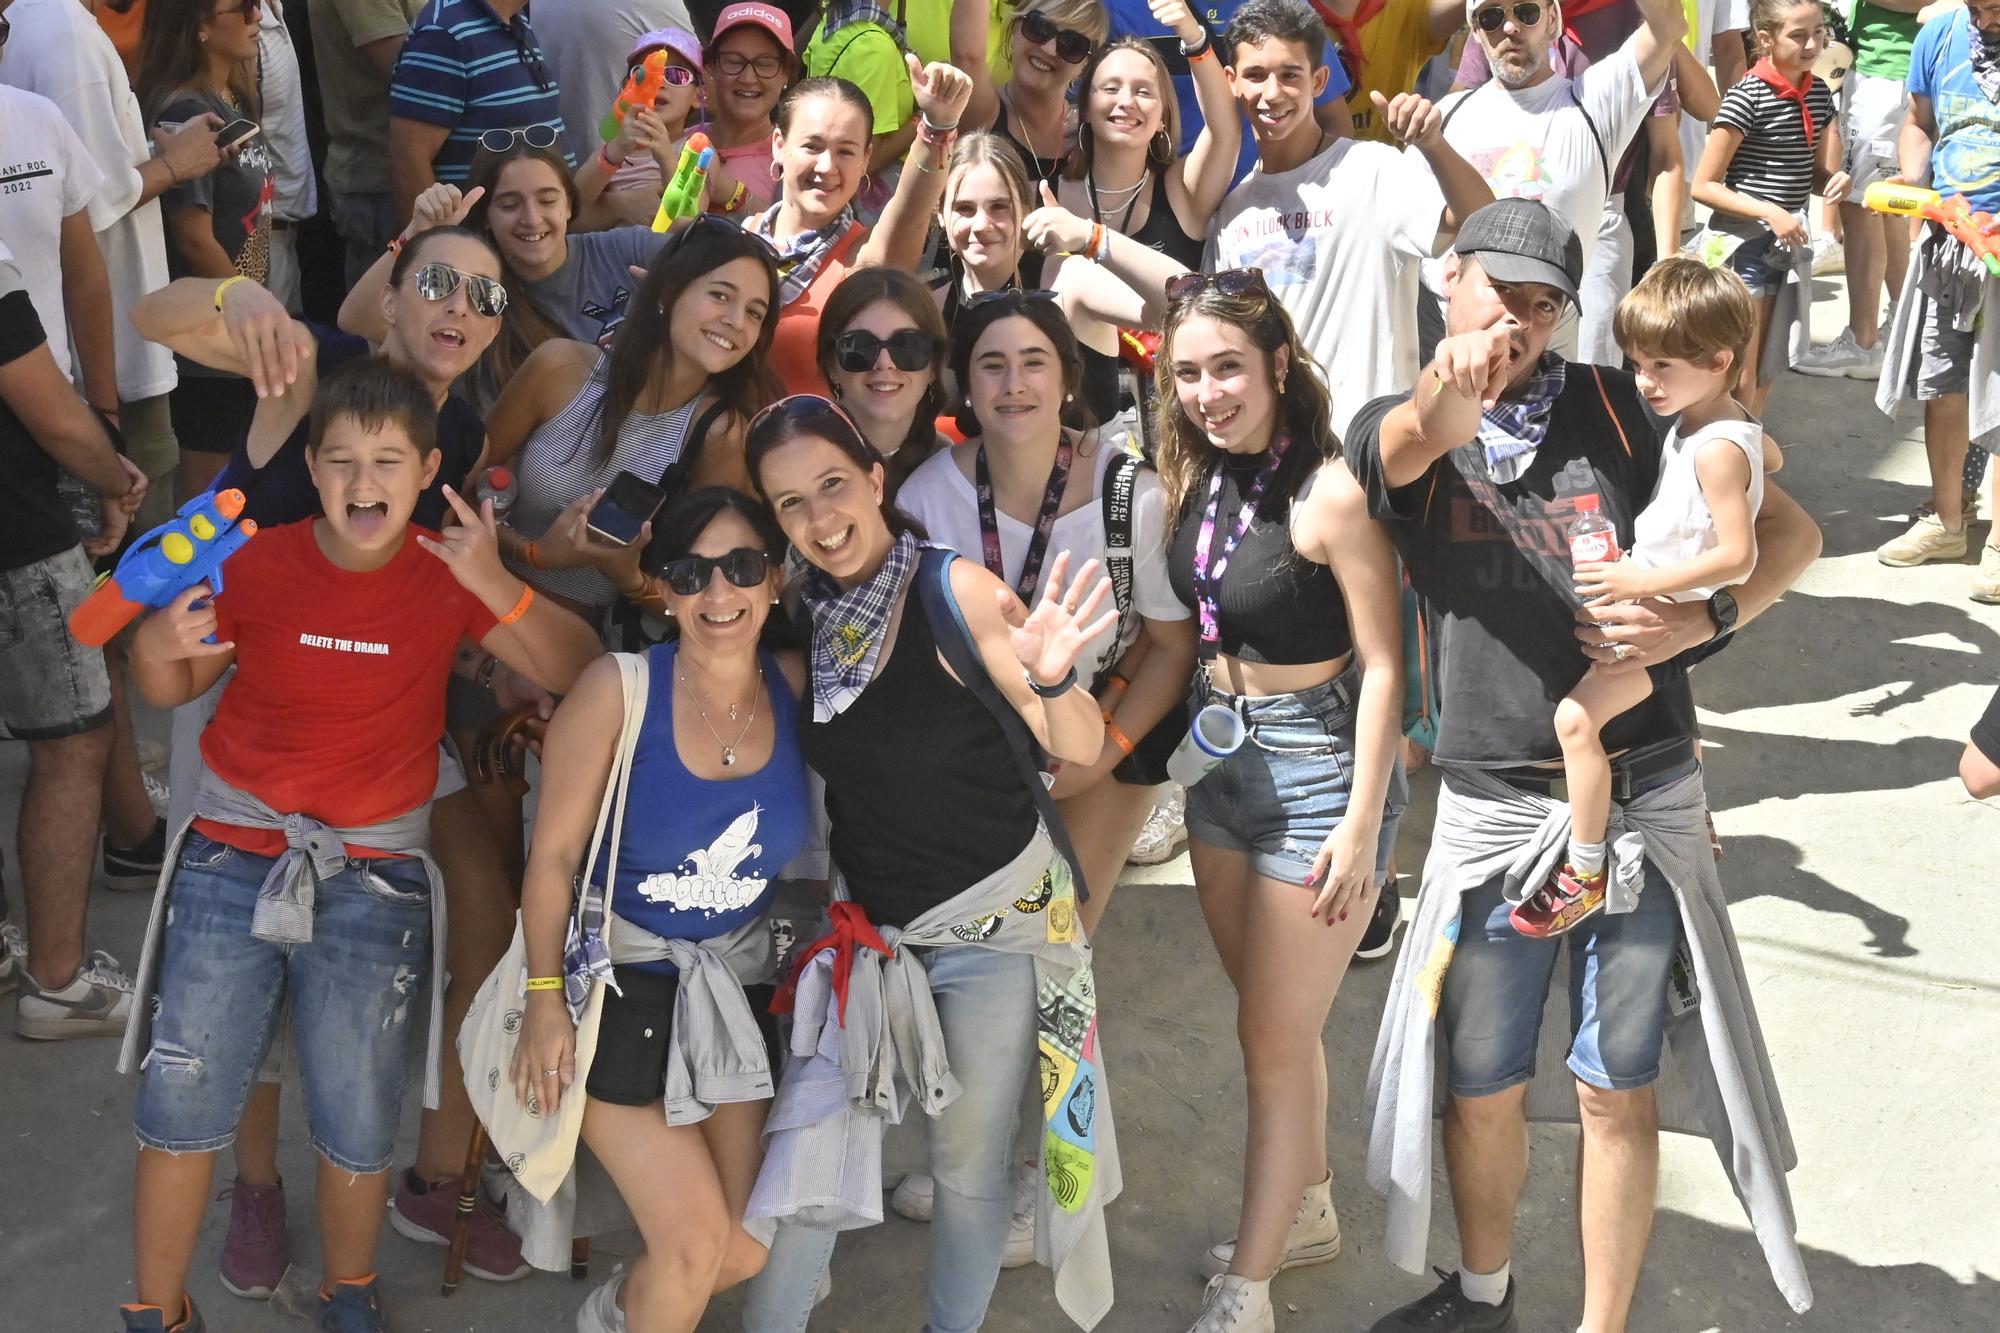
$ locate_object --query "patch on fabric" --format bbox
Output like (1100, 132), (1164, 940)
(1667, 938), (1701, 1017)
(1044, 861), (1078, 944)
(1417, 917), (1459, 1018)
(950, 912), (1005, 942)
(830, 622), (873, 668)
(1014, 871), (1053, 914)
(1045, 1134), (1095, 1213)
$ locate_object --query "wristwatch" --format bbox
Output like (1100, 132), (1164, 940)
(1705, 587), (1739, 638)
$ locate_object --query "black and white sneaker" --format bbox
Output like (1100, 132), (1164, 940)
(1355, 889), (1406, 961)
(102, 818), (166, 892)
(1368, 1268), (1516, 1331)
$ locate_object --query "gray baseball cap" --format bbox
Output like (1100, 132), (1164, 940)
(1451, 197), (1583, 307)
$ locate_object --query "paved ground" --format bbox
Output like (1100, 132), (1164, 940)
(3, 276), (1997, 1332)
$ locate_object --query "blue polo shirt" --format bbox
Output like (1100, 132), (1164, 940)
(389, 0), (573, 185)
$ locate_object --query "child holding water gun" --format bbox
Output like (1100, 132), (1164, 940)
(577, 29), (743, 229)
(1515, 260), (1778, 938)
(1692, 0), (1849, 416)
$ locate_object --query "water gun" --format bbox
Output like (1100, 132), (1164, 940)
(1865, 181), (2000, 277)
(652, 133), (713, 231)
(600, 52), (668, 142)
(69, 489), (257, 647)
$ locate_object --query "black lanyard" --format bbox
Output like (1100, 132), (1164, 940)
(975, 436), (1075, 603)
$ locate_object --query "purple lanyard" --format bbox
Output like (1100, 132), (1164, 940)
(975, 437), (1075, 604)
(1192, 437), (1290, 656)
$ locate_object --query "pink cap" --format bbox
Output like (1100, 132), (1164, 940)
(710, 1), (795, 53)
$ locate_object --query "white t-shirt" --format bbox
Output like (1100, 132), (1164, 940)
(0, 0), (178, 402)
(260, 0), (321, 220)
(896, 437), (1188, 680)
(1428, 47), (1662, 291)
(1206, 138), (1445, 443)
(0, 86), (105, 382)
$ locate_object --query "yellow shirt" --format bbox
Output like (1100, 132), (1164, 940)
(1342, 0), (1449, 145)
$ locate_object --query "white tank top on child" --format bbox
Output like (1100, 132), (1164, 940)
(1629, 417), (1766, 603)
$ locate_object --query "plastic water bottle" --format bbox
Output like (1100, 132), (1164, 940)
(475, 466), (517, 523)
(1567, 495), (1620, 566)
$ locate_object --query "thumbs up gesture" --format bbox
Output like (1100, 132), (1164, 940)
(907, 53), (973, 128)
(1022, 179), (1094, 255)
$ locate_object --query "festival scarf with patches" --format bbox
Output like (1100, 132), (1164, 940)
(749, 202), (864, 308)
(801, 528), (919, 721)
(1477, 352), (1568, 483)
(1747, 58), (1822, 149)
(754, 826), (1123, 1329)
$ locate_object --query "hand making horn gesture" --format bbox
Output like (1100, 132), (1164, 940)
(418, 484), (513, 604)
(998, 550), (1118, 691)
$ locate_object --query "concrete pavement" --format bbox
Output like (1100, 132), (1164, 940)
(2, 276), (1995, 1331)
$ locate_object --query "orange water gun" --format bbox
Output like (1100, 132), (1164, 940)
(600, 52), (668, 142)
(1865, 181), (2000, 277)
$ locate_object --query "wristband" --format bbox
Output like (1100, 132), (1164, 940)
(721, 178), (749, 213)
(524, 976), (563, 991)
(1084, 222), (1106, 261)
(1026, 665), (1079, 699)
(598, 144), (624, 172)
(385, 235), (405, 257)
(212, 274), (250, 311)
(919, 114), (960, 135)
(497, 584), (535, 626)
(1103, 717), (1137, 757)
(522, 539), (543, 569)
(1179, 33), (1212, 59)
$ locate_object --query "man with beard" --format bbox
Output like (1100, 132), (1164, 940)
(1347, 198), (1823, 1333)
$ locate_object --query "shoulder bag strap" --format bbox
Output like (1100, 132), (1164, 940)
(573, 652), (652, 940)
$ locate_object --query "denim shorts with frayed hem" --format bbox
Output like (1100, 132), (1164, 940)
(0, 546), (112, 740)
(133, 832), (432, 1174)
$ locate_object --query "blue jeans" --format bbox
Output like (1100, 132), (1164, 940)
(132, 831), (433, 1173)
(742, 945), (1037, 1333)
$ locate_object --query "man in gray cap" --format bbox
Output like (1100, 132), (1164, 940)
(1344, 198), (1825, 1332)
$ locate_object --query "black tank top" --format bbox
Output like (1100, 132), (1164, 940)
(1120, 171), (1203, 271)
(1166, 456), (1352, 666)
(799, 589), (1040, 927)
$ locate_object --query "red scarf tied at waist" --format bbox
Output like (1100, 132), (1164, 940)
(1749, 56), (1820, 150)
(771, 899), (892, 1023)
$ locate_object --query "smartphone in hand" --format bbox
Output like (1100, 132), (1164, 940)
(586, 472), (667, 547)
(215, 119), (261, 151)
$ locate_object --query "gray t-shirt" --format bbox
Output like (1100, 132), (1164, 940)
(533, 0), (696, 164)
(522, 226), (670, 345)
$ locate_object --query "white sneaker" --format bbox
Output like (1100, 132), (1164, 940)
(1811, 234), (1845, 275)
(1188, 1274), (1275, 1333)
(1793, 328), (1883, 380)
(1128, 787), (1187, 866)
(890, 1171), (934, 1221)
(1199, 1172), (1340, 1278)
(890, 1166), (1037, 1267)
(15, 949), (133, 1039)
(1877, 508), (1969, 567)
(0, 923), (24, 999)
(576, 1269), (625, 1333)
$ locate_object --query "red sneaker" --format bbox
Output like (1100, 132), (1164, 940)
(388, 1168), (531, 1281)
(1509, 866), (1607, 939)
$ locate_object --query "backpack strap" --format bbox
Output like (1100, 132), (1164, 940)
(914, 547), (1090, 900)
(1100, 448), (1141, 659)
(657, 396), (732, 498)
(1438, 84), (1610, 196)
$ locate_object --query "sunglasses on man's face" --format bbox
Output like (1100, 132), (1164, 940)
(660, 548), (773, 596)
(479, 124), (559, 154)
(1165, 268), (1272, 305)
(1020, 11), (1093, 65)
(1473, 2), (1544, 31)
(834, 328), (938, 373)
(412, 262), (509, 317)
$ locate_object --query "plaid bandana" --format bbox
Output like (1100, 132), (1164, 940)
(803, 528), (919, 721)
(1478, 353), (1567, 483)
(1975, 23), (2000, 102)
(750, 203), (862, 308)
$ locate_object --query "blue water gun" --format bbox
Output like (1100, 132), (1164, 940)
(69, 488), (257, 646)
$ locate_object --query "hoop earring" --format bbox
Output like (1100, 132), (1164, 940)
(769, 161), (783, 182)
(1151, 128), (1172, 164)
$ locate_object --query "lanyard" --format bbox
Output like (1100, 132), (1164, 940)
(975, 436), (1074, 604)
(1191, 437), (1290, 657)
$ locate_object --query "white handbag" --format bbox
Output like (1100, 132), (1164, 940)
(457, 652), (649, 1204)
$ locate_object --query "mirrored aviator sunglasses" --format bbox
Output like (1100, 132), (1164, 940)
(479, 124), (560, 154)
(1165, 268), (1271, 306)
(1473, 2), (1543, 31)
(834, 328), (938, 373)
(660, 548), (772, 595)
(413, 262), (510, 317)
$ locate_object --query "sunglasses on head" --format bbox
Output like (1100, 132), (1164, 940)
(834, 328), (939, 373)
(748, 393), (880, 460)
(659, 547), (773, 595)
(412, 262), (510, 317)
(965, 287), (1061, 313)
(1473, 2), (1544, 31)
(479, 124), (560, 154)
(1020, 10), (1094, 64)
(1166, 268), (1272, 305)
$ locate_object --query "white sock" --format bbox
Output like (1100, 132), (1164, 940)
(1567, 838), (1606, 877)
(1458, 1260), (1509, 1306)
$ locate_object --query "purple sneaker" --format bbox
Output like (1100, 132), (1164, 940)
(388, 1168), (531, 1281)
(217, 1178), (289, 1299)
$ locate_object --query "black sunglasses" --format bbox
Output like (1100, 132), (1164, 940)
(0, 14), (9, 48)
(833, 328), (939, 373)
(1473, 2), (1544, 31)
(1165, 268), (1272, 305)
(965, 287), (1061, 313)
(660, 547), (773, 595)
(479, 124), (559, 154)
(412, 261), (510, 317)
(1020, 10), (1094, 64)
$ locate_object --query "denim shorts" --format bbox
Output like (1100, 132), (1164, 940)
(0, 546), (112, 740)
(133, 832), (433, 1173)
(1182, 671), (1409, 887)
(1438, 761), (1697, 1097)
(1725, 232), (1786, 297)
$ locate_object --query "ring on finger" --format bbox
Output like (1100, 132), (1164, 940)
(543, 1067), (560, 1077)
(1613, 642), (1631, 662)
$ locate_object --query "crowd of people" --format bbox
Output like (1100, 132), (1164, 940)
(0, 0), (1994, 1329)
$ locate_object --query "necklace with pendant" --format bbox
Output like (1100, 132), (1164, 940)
(679, 664), (760, 767)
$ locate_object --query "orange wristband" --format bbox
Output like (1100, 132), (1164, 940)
(522, 539), (542, 569)
(497, 584), (535, 626)
(1104, 717), (1137, 757)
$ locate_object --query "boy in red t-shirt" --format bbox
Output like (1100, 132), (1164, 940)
(117, 361), (602, 1333)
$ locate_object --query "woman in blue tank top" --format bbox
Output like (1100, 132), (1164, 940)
(512, 488), (809, 1332)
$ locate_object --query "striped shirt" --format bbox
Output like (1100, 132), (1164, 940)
(1712, 76), (1835, 218)
(388, 0), (571, 185)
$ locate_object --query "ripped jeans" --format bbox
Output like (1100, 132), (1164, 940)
(132, 831), (433, 1174)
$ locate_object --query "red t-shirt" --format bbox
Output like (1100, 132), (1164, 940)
(195, 520), (499, 856)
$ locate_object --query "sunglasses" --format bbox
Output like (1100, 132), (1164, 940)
(1020, 10), (1094, 64)
(216, 0), (261, 20)
(748, 393), (880, 460)
(660, 547), (773, 595)
(479, 124), (559, 154)
(1473, 2), (1544, 31)
(0, 14), (9, 48)
(712, 50), (786, 79)
(965, 287), (1061, 313)
(635, 62), (699, 87)
(1165, 268), (1271, 305)
(412, 262), (510, 317)
(833, 328), (939, 373)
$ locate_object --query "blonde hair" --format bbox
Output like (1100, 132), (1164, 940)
(1613, 258), (1756, 375)
(1065, 37), (1181, 180)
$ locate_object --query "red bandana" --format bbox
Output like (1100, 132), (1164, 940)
(770, 900), (892, 1024)
(1749, 56), (1820, 150)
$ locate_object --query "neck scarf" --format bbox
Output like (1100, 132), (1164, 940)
(1748, 57), (1820, 150)
(1478, 352), (1567, 483)
(802, 527), (918, 721)
(750, 203), (861, 308)
(1973, 18), (2000, 103)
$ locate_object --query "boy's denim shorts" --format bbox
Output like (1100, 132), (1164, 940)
(1183, 670), (1408, 888)
(133, 831), (433, 1174)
